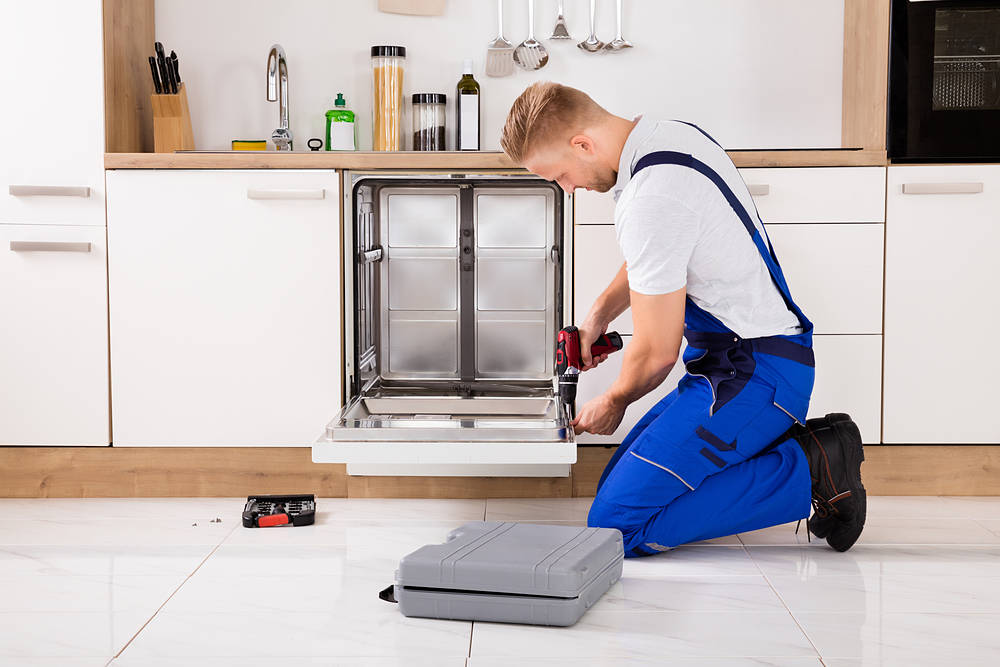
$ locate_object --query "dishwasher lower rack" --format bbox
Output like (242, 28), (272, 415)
(313, 382), (577, 465)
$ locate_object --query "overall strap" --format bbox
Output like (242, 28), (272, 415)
(630, 150), (812, 334)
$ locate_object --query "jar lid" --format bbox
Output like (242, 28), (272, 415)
(371, 45), (406, 58)
(412, 93), (446, 104)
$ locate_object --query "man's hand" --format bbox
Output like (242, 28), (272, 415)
(571, 392), (626, 435)
(578, 318), (611, 371)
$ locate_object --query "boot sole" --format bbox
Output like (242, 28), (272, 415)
(825, 413), (867, 552)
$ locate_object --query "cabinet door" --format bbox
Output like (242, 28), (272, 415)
(0, 225), (109, 445)
(0, 1), (105, 226)
(107, 170), (341, 446)
(573, 225), (632, 334)
(884, 166), (1000, 443)
(574, 335), (687, 445)
(765, 223), (884, 334)
(810, 335), (882, 444)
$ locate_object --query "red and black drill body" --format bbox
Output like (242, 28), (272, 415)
(556, 326), (624, 414)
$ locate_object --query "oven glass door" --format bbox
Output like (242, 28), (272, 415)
(889, 0), (1000, 160)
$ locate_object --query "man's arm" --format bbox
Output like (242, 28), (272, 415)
(578, 262), (630, 369)
(572, 286), (685, 435)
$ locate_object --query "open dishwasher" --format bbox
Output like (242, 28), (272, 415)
(313, 172), (576, 475)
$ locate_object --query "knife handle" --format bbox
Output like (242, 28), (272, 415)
(165, 58), (177, 94)
(170, 50), (181, 83)
(148, 56), (162, 94)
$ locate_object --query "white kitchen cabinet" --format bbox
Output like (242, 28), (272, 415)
(0, 1), (105, 226)
(810, 335), (882, 444)
(106, 170), (341, 446)
(573, 225), (632, 334)
(573, 190), (617, 225)
(574, 335), (687, 445)
(765, 223), (884, 334)
(740, 167), (886, 224)
(0, 224), (109, 445)
(884, 166), (1000, 444)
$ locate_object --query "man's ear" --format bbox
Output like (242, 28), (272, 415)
(569, 134), (596, 157)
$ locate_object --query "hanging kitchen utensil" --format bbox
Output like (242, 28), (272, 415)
(603, 0), (633, 52)
(549, 0), (571, 40)
(578, 0), (605, 53)
(486, 0), (515, 77)
(513, 0), (549, 71)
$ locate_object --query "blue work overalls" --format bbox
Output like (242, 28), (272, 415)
(587, 149), (816, 557)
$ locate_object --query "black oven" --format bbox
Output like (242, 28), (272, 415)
(889, 0), (1000, 161)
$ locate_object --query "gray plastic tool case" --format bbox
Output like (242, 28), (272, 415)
(384, 521), (624, 626)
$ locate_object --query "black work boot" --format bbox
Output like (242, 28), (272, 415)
(789, 413), (867, 552)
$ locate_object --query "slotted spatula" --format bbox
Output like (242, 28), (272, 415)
(513, 0), (549, 71)
(486, 0), (515, 77)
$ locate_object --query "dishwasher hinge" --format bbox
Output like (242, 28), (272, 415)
(360, 246), (383, 264)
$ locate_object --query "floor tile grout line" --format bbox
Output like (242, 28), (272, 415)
(108, 522), (239, 662)
(738, 537), (826, 661)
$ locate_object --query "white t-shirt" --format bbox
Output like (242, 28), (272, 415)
(612, 117), (802, 338)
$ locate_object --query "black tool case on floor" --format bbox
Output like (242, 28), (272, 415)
(382, 521), (623, 626)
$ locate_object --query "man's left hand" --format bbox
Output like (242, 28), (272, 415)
(571, 393), (627, 435)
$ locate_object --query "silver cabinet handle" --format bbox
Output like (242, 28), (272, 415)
(747, 184), (770, 197)
(902, 182), (983, 195)
(247, 188), (325, 200)
(10, 241), (92, 253)
(9, 185), (91, 198)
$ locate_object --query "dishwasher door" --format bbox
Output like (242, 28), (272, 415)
(313, 384), (577, 464)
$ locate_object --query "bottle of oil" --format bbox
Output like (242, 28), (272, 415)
(456, 59), (480, 151)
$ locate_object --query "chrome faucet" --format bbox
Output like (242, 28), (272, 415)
(266, 44), (292, 150)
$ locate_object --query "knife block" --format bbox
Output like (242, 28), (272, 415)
(151, 83), (194, 153)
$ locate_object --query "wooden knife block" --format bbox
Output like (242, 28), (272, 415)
(151, 83), (194, 152)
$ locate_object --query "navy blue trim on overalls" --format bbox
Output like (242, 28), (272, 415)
(630, 148), (815, 416)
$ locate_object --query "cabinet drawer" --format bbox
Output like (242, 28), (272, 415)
(573, 190), (616, 225)
(573, 224), (632, 334)
(740, 167), (886, 223)
(0, 224), (109, 445)
(765, 223), (884, 334)
(810, 335), (882, 445)
(574, 335), (687, 445)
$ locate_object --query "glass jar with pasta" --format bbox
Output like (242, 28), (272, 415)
(371, 45), (406, 151)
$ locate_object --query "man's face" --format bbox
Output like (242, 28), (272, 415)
(523, 137), (617, 194)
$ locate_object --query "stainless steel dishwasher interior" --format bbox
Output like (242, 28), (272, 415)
(328, 173), (572, 447)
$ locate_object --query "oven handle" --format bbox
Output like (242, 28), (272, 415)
(901, 182), (983, 195)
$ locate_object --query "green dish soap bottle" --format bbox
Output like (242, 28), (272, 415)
(325, 93), (356, 151)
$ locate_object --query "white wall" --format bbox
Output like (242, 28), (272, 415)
(156, 0), (845, 152)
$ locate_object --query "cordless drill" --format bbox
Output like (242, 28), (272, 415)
(556, 326), (624, 415)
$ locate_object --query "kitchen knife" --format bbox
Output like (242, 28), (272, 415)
(170, 50), (181, 84)
(165, 57), (177, 94)
(156, 55), (171, 95)
(154, 41), (166, 60)
(148, 55), (162, 94)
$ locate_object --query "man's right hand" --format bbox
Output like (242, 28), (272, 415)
(578, 318), (611, 371)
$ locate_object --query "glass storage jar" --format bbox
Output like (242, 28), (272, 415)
(371, 45), (406, 151)
(412, 93), (446, 151)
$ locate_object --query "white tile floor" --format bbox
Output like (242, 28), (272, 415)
(1, 496), (998, 666)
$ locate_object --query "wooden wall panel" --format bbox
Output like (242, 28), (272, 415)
(842, 0), (891, 152)
(103, 0), (155, 152)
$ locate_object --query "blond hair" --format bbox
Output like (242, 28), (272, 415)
(500, 82), (607, 164)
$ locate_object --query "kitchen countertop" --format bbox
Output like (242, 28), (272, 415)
(104, 149), (888, 170)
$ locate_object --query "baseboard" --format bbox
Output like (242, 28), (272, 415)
(1, 445), (997, 497)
